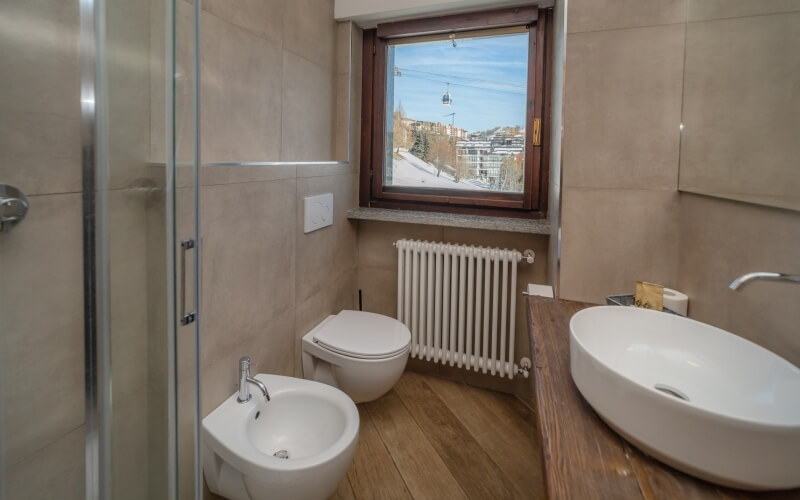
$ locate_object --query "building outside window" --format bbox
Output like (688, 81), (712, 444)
(360, 7), (552, 218)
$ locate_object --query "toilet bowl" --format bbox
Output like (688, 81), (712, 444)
(302, 310), (411, 403)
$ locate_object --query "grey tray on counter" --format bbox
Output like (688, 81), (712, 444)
(605, 294), (681, 316)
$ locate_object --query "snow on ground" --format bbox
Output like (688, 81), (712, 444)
(390, 150), (492, 191)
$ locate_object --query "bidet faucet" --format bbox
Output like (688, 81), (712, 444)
(729, 272), (800, 291)
(237, 356), (270, 403)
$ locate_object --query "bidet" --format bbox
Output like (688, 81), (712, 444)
(203, 373), (359, 500)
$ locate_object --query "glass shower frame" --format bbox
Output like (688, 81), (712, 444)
(0, 0), (202, 495)
(79, 0), (202, 497)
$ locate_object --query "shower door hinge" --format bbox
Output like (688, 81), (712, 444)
(182, 312), (196, 325)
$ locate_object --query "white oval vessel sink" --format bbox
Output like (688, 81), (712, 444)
(203, 374), (359, 500)
(570, 306), (800, 490)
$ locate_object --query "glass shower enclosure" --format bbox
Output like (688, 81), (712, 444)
(0, 0), (201, 498)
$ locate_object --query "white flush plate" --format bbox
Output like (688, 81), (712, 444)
(303, 193), (333, 233)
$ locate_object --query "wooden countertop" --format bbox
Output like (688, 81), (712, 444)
(525, 296), (799, 500)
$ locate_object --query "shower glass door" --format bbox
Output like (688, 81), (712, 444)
(0, 0), (200, 498)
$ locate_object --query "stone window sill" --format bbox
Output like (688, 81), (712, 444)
(346, 207), (551, 235)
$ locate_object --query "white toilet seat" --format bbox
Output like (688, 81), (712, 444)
(314, 340), (408, 360)
(312, 310), (410, 359)
(302, 310), (411, 403)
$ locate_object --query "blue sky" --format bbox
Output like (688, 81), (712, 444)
(390, 33), (528, 133)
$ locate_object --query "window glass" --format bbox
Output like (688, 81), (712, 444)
(384, 32), (529, 193)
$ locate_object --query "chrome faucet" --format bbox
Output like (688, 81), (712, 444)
(729, 272), (800, 291)
(237, 356), (270, 403)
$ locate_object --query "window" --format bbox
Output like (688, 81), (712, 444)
(360, 7), (552, 218)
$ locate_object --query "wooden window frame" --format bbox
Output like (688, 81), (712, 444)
(359, 6), (553, 219)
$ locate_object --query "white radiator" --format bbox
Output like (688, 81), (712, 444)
(395, 239), (532, 379)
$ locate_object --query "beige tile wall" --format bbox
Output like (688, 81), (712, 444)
(677, 194), (800, 367)
(567, 0), (686, 34)
(170, 3), (356, 496)
(687, 0), (800, 21)
(0, 193), (85, 468)
(201, 11), (283, 162)
(196, 0), (339, 163)
(559, 0), (800, 371)
(194, 5), (358, 486)
(355, 221), (549, 396)
(0, 0), (82, 195)
(679, 9), (800, 210)
(559, 0), (686, 304)
(192, 165), (358, 497)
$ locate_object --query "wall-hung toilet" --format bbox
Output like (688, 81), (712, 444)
(302, 310), (411, 403)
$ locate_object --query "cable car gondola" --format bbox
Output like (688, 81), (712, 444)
(442, 83), (452, 107)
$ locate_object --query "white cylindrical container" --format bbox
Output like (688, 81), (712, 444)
(663, 288), (689, 316)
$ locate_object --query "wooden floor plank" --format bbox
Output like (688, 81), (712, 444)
(328, 476), (356, 500)
(394, 372), (518, 500)
(425, 376), (545, 500)
(362, 389), (468, 500)
(346, 411), (412, 500)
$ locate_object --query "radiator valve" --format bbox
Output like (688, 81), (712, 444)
(516, 357), (532, 378)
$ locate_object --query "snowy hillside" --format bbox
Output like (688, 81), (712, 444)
(389, 150), (492, 191)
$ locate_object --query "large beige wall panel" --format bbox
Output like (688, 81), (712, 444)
(203, 0), (285, 45)
(561, 24), (684, 191)
(195, 0), (355, 421)
(567, 0), (685, 34)
(0, 194), (84, 470)
(0, 0), (81, 196)
(679, 11), (800, 209)
(678, 194), (800, 367)
(294, 171), (359, 377)
(200, 178), (298, 415)
(201, 11), (283, 162)
(560, 188), (680, 303)
(559, 4), (685, 302)
(281, 52), (335, 160)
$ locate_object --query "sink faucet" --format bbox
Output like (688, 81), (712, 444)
(729, 272), (800, 291)
(237, 356), (270, 403)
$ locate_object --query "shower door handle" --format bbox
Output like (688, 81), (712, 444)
(180, 239), (196, 325)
